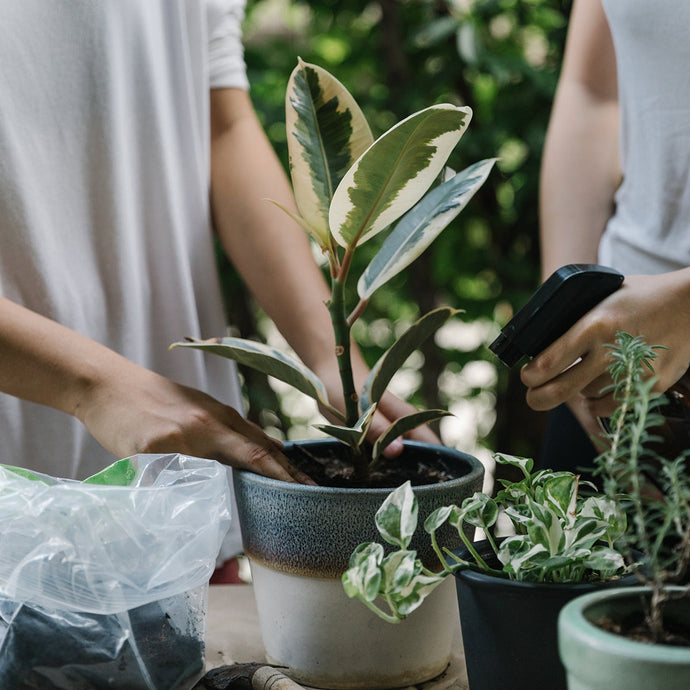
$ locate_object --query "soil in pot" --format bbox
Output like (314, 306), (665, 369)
(286, 439), (461, 488)
(593, 593), (690, 647)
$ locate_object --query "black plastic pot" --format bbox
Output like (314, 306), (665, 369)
(452, 541), (638, 690)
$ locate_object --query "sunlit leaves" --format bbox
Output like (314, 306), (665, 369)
(170, 337), (333, 413)
(330, 105), (472, 249)
(358, 158), (496, 300)
(359, 307), (461, 411)
(286, 58), (373, 248)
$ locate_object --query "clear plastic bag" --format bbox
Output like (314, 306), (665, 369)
(0, 453), (232, 689)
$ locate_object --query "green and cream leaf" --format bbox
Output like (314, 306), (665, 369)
(285, 59), (373, 248)
(170, 337), (336, 415)
(358, 158), (496, 300)
(371, 410), (453, 462)
(359, 307), (460, 411)
(375, 481), (418, 549)
(314, 404), (376, 448)
(329, 104), (472, 249)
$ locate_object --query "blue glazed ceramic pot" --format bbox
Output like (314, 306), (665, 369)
(233, 439), (484, 577)
(232, 439), (484, 689)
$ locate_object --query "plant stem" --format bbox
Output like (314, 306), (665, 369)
(459, 528), (492, 572)
(360, 597), (402, 624)
(329, 269), (370, 480)
(329, 276), (359, 426)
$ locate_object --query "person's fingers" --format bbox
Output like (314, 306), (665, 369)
(234, 440), (316, 484)
(524, 352), (601, 411)
(221, 413), (316, 484)
(581, 373), (613, 399)
(582, 392), (619, 420)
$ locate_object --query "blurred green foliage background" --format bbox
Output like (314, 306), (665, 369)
(219, 0), (573, 470)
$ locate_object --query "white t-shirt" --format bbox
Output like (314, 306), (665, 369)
(0, 0), (251, 554)
(599, 0), (690, 274)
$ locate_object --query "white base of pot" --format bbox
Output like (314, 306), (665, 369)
(250, 561), (458, 689)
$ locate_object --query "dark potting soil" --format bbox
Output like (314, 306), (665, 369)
(595, 612), (690, 647)
(0, 598), (203, 689)
(286, 442), (458, 488)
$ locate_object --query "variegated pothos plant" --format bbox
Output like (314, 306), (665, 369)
(172, 59), (495, 482)
(343, 453), (628, 623)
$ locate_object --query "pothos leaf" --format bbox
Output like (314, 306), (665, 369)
(375, 481), (418, 549)
(494, 453), (534, 477)
(342, 542), (384, 602)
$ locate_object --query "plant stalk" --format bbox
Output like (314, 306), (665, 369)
(328, 277), (359, 426)
(329, 271), (369, 480)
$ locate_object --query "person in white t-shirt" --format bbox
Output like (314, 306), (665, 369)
(520, 0), (690, 467)
(0, 0), (436, 562)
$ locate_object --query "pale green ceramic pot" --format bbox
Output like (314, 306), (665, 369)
(558, 586), (690, 690)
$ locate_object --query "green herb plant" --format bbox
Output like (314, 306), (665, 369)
(171, 60), (494, 483)
(594, 332), (690, 645)
(342, 452), (627, 623)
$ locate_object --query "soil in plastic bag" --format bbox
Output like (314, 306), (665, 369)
(0, 595), (204, 689)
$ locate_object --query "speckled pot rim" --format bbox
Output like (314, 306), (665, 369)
(233, 439), (485, 577)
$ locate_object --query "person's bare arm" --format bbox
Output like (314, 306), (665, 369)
(209, 88), (439, 451)
(0, 296), (310, 482)
(522, 0), (690, 421)
(539, 0), (620, 280)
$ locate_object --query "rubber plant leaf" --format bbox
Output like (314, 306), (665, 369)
(285, 58), (373, 248)
(329, 104), (472, 249)
(357, 158), (496, 300)
(171, 337), (334, 414)
(371, 410), (453, 463)
(359, 307), (460, 412)
(313, 404), (376, 448)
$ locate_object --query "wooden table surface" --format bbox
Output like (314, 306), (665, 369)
(204, 584), (469, 690)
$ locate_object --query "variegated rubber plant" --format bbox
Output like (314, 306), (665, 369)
(172, 59), (495, 482)
(342, 453), (628, 623)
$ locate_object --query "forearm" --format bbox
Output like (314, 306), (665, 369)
(0, 296), (125, 419)
(0, 297), (311, 481)
(540, 84), (619, 277)
(539, 0), (620, 279)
